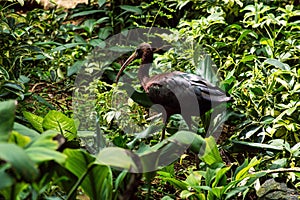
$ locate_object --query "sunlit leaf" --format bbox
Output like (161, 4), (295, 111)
(23, 111), (44, 133)
(43, 111), (77, 140)
(9, 131), (31, 147)
(235, 157), (260, 180)
(200, 136), (222, 165)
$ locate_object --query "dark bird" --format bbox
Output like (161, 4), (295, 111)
(116, 43), (232, 140)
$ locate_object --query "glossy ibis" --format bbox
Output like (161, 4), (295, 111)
(116, 43), (231, 140)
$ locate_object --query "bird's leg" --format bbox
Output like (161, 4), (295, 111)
(160, 113), (169, 142)
(160, 125), (166, 142)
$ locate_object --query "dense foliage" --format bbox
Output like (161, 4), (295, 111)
(0, 0), (300, 199)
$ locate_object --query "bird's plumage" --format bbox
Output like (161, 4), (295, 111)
(116, 43), (232, 140)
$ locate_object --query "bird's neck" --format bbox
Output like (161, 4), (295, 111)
(138, 64), (150, 89)
(138, 52), (153, 88)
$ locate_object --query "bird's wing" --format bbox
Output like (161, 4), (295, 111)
(145, 72), (231, 107)
(180, 73), (231, 103)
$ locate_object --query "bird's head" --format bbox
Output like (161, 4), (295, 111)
(116, 43), (153, 83)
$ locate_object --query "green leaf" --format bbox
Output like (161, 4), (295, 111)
(235, 157), (260, 180)
(23, 111), (44, 133)
(9, 131), (31, 147)
(96, 147), (138, 171)
(184, 171), (202, 187)
(70, 10), (105, 18)
(213, 166), (231, 187)
(17, 0), (24, 6)
(231, 140), (284, 151)
(98, 0), (105, 7)
(43, 111), (77, 140)
(225, 186), (249, 200)
(0, 143), (39, 182)
(51, 43), (87, 52)
(67, 60), (86, 76)
(264, 58), (290, 70)
(163, 177), (188, 190)
(237, 29), (258, 45)
(13, 122), (40, 139)
(0, 164), (14, 190)
(0, 100), (16, 142)
(64, 149), (113, 200)
(0, 65), (9, 80)
(89, 38), (105, 48)
(195, 55), (218, 85)
(18, 75), (30, 84)
(25, 131), (66, 164)
(119, 5), (142, 14)
(200, 136), (223, 165)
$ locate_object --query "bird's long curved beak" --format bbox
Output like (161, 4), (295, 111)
(116, 51), (138, 83)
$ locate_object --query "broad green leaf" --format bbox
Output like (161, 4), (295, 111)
(0, 143), (38, 182)
(43, 111), (77, 140)
(23, 111), (44, 132)
(96, 147), (138, 172)
(64, 149), (113, 200)
(25, 131), (66, 164)
(0, 100), (16, 142)
(200, 136), (222, 165)
(13, 122), (40, 139)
